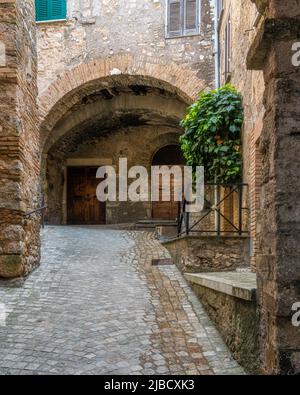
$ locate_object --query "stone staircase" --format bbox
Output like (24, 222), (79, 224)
(135, 219), (177, 231)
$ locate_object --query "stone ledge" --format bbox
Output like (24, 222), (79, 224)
(185, 271), (257, 301)
(162, 234), (249, 244)
(247, 17), (300, 69)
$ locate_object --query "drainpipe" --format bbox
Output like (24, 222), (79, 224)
(213, 0), (221, 89)
(213, 0), (221, 234)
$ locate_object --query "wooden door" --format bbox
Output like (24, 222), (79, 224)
(67, 167), (106, 224)
(152, 174), (180, 220)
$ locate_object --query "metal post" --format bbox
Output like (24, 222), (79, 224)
(186, 211), (190, 236)
(41, 195), (45, 229)
(217, 184), (221, 235)
(177, 201), (182, 236)
(41, 209), (45, 229)
(238, 185), (243, 235)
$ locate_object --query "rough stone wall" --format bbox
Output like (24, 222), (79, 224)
(190, 282), (260, 374)
(46, 125), (182, 224)
(0, 0), (40, 278)
(247, 0), (300, 375)
(163, 235), (249, 273)
(36, 0), (215, 95)
(218, 0), (265, 269)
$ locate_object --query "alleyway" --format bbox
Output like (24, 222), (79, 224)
(0, 227), (243, 375)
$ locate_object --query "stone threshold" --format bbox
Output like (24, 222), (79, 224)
(185, 271), (257, 302)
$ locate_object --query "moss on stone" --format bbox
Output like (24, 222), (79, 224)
(0, 254), (23, 278)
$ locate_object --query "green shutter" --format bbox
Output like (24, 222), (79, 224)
(35, 0), (49, 21)
(35, 0), (66, 22)
(50, 0), (66, 20)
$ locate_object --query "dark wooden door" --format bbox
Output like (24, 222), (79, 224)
(151, 145), (185, 221)
(67, 167), (106, 224)
(152, 174), (180, 220)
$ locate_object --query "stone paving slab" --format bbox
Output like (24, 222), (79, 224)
(0, 226), (244, 375)
(185, 272), (257, 301)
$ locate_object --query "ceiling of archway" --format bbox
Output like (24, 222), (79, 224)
(44, 86), (187, 154)
(47, 110), (182, 157)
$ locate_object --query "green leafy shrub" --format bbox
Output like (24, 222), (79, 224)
(180, 84), (244, 184)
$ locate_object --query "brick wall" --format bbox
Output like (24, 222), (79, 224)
(218, 0), (265, 271)
(0, 0), (40, 278)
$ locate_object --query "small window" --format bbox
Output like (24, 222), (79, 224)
(35, 0), (67, 22)
(224, 14), (231, 81)
(166, 0), (200, 38)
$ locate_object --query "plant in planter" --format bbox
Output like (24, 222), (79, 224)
(180, 84), (244, 184)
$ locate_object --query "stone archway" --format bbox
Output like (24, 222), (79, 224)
(38, 54), (206, 149)
(40, 56), (208, 227)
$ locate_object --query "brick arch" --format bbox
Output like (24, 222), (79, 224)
(148, 132), (182, 161)
(38, 54), (206, 144)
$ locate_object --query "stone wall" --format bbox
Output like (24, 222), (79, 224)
(163, 235), (250, 273)
(36, 0), (215, 95)
(247, 0), (300, 375)
(0, 0), (40, 278)
(189, 279), (260, 374)
(218, 0), (265, 269)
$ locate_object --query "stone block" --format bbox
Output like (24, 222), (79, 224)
(163, 235), (250, 273)
(0, 254), (23, 278)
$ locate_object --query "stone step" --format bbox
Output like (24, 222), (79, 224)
(184, 271), (257, 301)
(136, 219), (177, 229)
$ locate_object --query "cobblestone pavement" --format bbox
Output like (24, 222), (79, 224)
(0, 226), (244, 375)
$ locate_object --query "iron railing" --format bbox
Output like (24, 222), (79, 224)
(178, 183), (249, 237)
(24, 197), (47, 229)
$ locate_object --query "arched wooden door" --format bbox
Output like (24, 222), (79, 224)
(151, 145), (185, 220)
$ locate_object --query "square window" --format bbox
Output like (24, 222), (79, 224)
(35, 0), (67, 22)
(166, 0), (200, 38)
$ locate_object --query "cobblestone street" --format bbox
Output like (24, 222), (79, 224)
(0, 226), (244, 375)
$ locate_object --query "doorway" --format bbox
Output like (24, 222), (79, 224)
(67, 167), (106, 224)
(151, 145), (185, 220)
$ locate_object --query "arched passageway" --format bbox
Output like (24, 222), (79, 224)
(152, 144), (185, 166)
(40, 59), (206, 225)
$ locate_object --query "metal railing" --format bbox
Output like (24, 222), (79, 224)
(178, 183), (249, 237)
(24, 197), (47, 228)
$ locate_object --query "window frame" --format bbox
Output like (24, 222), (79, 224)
(35, 0), (67, 23)
(166, 0), (201, 39)
(217, 0), (224, 22)
(224, 13), (232, 82)
(216, 0), (224, 31)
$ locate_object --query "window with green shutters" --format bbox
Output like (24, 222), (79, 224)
(35, 0), (67, 22)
